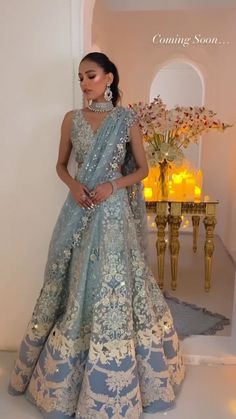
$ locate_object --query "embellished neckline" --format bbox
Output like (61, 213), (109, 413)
(80, 106), (119, 136)
(88, 100), (114, 113)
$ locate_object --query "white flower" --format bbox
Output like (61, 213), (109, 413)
(145, 142), (184, 167)
(129, 96), (231, 165)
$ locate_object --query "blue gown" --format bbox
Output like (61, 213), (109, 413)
(8, 106), (185, 418)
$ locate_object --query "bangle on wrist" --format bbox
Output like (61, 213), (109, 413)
(108, 179), (118, 195)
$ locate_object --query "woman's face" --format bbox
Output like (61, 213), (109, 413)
(78, 60), (113, 102)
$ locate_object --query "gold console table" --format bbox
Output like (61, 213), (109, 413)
(146, 200), (219, 292)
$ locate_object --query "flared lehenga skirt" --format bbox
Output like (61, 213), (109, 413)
(8, 187), (185, 418)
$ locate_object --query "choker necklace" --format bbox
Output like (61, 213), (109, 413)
(88, 100), (114, 112)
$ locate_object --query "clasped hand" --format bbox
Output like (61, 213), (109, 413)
(70, 180), (113, 208)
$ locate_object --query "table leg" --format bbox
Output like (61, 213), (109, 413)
(168, 215), (182, 291)
(155, 214), (168, 290)
(203, 216), (217, 292)
(192, 215), (200, 253)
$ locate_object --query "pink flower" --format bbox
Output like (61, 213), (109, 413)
(129, 95), (232, 166)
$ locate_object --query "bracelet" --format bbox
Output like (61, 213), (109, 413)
(108, 179), (118, 195)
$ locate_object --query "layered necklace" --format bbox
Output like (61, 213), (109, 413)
(88, 100), (114, 113)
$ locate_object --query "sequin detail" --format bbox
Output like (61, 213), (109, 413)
(8, 106), (185, 418)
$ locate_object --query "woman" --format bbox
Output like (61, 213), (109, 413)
(8, 52), (185, 418)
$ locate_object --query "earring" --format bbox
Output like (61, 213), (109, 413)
(104, 84), (113, 101)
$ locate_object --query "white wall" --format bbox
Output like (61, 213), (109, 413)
(105, 0), (236, 10)
(0, 0), (80, 349)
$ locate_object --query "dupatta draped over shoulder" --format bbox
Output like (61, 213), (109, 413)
(8, 106), (185, 419)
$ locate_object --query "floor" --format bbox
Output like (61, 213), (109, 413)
(1, 352), (236, 419)
(147, 222), (236, 337)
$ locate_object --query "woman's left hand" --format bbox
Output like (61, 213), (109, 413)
(89, 182), (113, 205)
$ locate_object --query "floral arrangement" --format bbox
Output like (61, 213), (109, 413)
(129, 95), (231, 168)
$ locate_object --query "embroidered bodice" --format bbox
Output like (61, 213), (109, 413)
(70, 107), (139, 170)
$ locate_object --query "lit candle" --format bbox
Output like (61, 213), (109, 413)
(144, 187), (153, 200)
(183, 177), (195, 201)
(169, 164), (204, 202)
(172, 173), (183, 200)
(195, 170), (202, 200)
(143, 166), (159, 201)
(195, 186), (201, 199)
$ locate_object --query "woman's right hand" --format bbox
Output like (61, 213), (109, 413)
(70, 180), (94, 208)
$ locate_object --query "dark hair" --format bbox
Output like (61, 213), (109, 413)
(80, 52), (122, 107)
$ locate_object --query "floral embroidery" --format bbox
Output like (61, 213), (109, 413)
(8, 106), (185, 418)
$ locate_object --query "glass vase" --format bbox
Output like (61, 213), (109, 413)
(157, 160), (169, 200)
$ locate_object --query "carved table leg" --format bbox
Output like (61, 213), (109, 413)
(168, 215), (182, 291)
(155, 214), (168, 290)
(192, 215), (200, 253)
(203, 216), (217, 292)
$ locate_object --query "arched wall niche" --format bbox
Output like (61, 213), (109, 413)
(150, 58), (205, 168)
